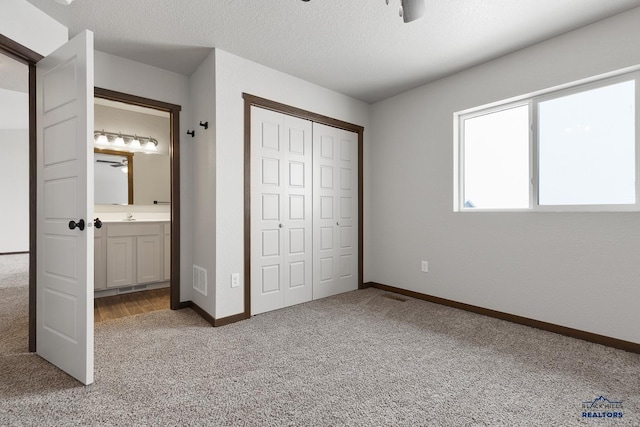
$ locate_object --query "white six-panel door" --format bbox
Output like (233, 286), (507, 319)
(251, 107), (313, 315)
(312, 123), (358, 299)
(251, 107), (358, 314)
(36, 30), (94, 385)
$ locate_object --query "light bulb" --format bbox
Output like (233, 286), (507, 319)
(145, 140), (157, 152)
(96, 134), (109, 146)
(130, 138), (142, 150)
(114, 136), (125, 147)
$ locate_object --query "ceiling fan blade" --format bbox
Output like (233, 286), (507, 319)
(401, 0), (425, 23)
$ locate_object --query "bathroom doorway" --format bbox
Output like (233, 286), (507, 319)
(93, 88), (183, 321)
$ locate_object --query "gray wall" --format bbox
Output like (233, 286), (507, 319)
(212, 49), (371, 318)
(1, 0), (67, 57)
(188, 50), (216, 314)
(0, 129), (29, 253)
(1, 0), (61, 253)
(369, 8), (640, 344)
(94, 104), (171, 155)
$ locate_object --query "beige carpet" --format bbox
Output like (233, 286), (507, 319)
(1, 254), (639, 426)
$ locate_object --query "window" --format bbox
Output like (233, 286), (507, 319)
(462, 104), (530, 209)
(456, 72), (638, 211)
(538, 80), (635, 206)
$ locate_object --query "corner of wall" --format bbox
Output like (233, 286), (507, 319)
(187, 49), (217, 316)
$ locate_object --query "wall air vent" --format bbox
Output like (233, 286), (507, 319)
(193, 265), (208, 296)
(117, 284), (147, 294)
(381, 293), (407, 302)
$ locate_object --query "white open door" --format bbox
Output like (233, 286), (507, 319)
(36, 30), (94, 385)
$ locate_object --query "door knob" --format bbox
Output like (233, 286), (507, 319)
(68, 219), (85, 231)
(94, 218), (102, 229)
(336, 221), (340, 226)
(279, 223), (283, 228)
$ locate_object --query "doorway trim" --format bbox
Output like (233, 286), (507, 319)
(0, 34), (43, 352)
(94, 87), (185, 310)
(242, 93), (365, 319)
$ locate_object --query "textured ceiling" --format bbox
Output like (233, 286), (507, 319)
(24, 0), (640, 103)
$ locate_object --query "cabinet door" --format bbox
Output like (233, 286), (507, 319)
(94, 233), (106, 289)
(106, 237), (133, 288)
(137, 235), (161, 284)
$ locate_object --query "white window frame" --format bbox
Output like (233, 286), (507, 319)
(454, 68), (640, 212)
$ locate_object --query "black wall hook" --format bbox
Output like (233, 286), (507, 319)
(199, 121), (209, 130)
(187, 130), (195, 137)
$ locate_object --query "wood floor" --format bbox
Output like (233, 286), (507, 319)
(94, 288), (170, 322)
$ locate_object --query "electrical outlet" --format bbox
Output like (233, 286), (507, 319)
(231, 273), (240, 288)
(421, 261), (428, 273)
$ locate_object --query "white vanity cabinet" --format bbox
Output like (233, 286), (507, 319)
(94, 221), (170, 295)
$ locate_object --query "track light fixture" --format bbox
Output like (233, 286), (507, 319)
(94, 130), (158, 153)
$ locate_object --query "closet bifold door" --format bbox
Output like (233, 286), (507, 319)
(312, 123), (358, 299)
(250, 107), (313, 315)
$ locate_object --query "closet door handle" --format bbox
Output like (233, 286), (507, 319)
(68, 219), (85, 231)
(336, 221), (340, 226)
(279, 223), (283, 228)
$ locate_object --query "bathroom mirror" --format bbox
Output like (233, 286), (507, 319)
(95, 149), (132, 204)
(94, 97), (171, 206)
(94, 148), (170, 205)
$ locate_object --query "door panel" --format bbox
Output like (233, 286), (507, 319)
(106, 237), (133, 288)
(313, 123), (358, 299)
(36, 30), (94, 385)
(137, 235), (161, 284)
(251, 107), (312, 314)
